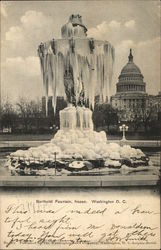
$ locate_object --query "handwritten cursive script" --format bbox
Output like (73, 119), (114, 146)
(1, 197), (160, 249)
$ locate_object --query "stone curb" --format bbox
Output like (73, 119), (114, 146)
(0, 175), (159, 187)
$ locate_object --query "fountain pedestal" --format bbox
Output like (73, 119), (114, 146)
(60, 106), (93, 131)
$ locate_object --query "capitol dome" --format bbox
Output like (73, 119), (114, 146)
(117, 49), (146, 93)
(121, 60), (142, 75)
(111, 49), (148, 122)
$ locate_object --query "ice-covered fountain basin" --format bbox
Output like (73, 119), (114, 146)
(9, 141), (147, 163)
(8, 128), (150, 175)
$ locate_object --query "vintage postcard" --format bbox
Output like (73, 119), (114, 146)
(0, 0), (160, 249)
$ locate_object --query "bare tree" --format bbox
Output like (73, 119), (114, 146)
(16, 98), (42, 132)
(0, 99), (18, 130)
(131, 101), (160, 133)
(93, 103), (118, 132)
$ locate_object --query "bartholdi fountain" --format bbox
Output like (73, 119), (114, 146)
(9, 15), (149, 175)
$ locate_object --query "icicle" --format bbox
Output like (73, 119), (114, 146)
(88, 53), (96, 110)
(44, 48), (50, 116)
(102, 56), (106, 103)
(50, 39), (56, 55)
(107, 44), (115, 103)
(53, 54), (58, 114)
(103, 53), (107, 102)
(82, 56), (90, 101)
(38, 43), (47, 100)
(100, 54), (104, 102)
(103, 43), (110, 103)
(57, 52), (66, 98)
(38, 42), (57, 115)
(96, 53), (101, 102)
(46, 49), (66, 114)
(89, 38), (95, 54)
(38, 36), (114, 112)
(45, 95), (48, 117)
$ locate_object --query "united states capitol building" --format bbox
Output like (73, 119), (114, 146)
(111, 49), (161, 122)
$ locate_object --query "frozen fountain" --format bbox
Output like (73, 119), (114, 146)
(37, 14), (114, 114)
(8, 15), (150, 176)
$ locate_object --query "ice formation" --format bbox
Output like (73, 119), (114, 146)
(9, 121), (149, 176)
(8, 101), (150, 175)
(37, 15), (114, 114)
(60, 106), (93, 130)
(10, 130), (145, 162)
(8, 14), (150, 176)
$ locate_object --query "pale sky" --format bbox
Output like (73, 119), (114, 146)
(1, 0), (161, 103)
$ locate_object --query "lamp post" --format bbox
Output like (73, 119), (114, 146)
(119, 124), (128, 141)
(54, 152), (57, 176)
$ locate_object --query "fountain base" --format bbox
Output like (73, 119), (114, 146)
(8, 106), (150, 175)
